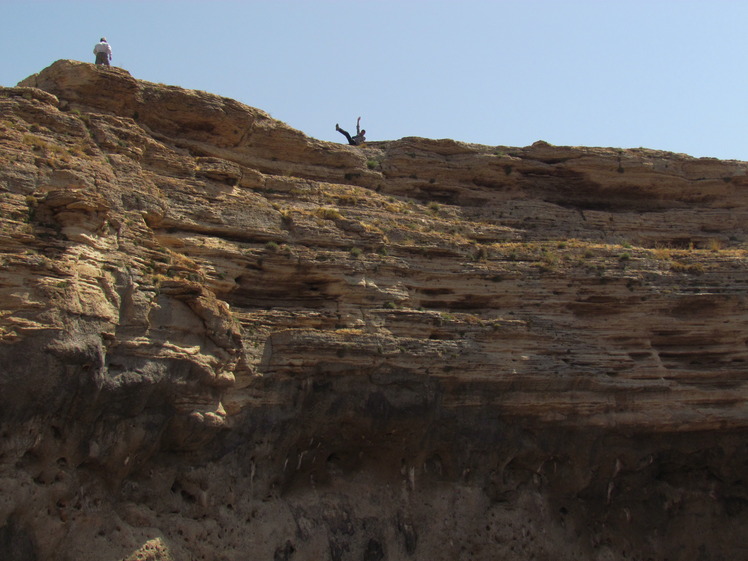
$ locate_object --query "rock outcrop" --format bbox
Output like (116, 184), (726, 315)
(2, 59), (748, 561)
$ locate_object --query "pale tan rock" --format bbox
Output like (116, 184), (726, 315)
(1, 60), (747, 561)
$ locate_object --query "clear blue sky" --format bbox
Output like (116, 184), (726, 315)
(2, 1), (746, 160)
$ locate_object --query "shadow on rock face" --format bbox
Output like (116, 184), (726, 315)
(0, 517), (37, 561)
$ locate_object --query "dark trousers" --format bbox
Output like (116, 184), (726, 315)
(95, 52), (110, 66)
(336, 128), (357, 146)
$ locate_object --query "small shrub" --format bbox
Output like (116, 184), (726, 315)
(671, 261), (705, 274)
(335, 194), (359, 206)
(315, 207), (342, 221)
(25, 195), (38, 222)
(541, 249), (557, 263)
(265, 241), (279, 252)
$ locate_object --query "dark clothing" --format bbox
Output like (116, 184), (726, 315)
(337, 127), (364, 145)
(335, 117), (366, 146)
(95, 51), (110, 66)
(93, 40), (112, 66)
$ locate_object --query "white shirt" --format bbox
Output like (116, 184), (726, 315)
(94, 42), (112, 56)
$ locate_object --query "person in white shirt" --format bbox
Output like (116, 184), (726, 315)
(93, 38), (112, 66)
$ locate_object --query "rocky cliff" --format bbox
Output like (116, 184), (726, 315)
(2, 60), (748, 561)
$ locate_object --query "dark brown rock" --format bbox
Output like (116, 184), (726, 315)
(1, 60), (748, 561)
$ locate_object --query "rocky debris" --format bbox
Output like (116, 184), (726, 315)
(1, 60), (748, 561)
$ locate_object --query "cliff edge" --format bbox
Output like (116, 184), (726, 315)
(2, 60), (748, 561)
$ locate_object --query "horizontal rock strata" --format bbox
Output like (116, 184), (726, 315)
(1, 60), (748, 561)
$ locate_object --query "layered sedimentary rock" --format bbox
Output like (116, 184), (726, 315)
(1, 60), (748, 561)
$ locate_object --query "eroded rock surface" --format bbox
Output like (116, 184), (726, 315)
(2, 60), (748, 561)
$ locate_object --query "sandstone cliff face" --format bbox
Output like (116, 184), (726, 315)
(2, 60), (748, 561)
